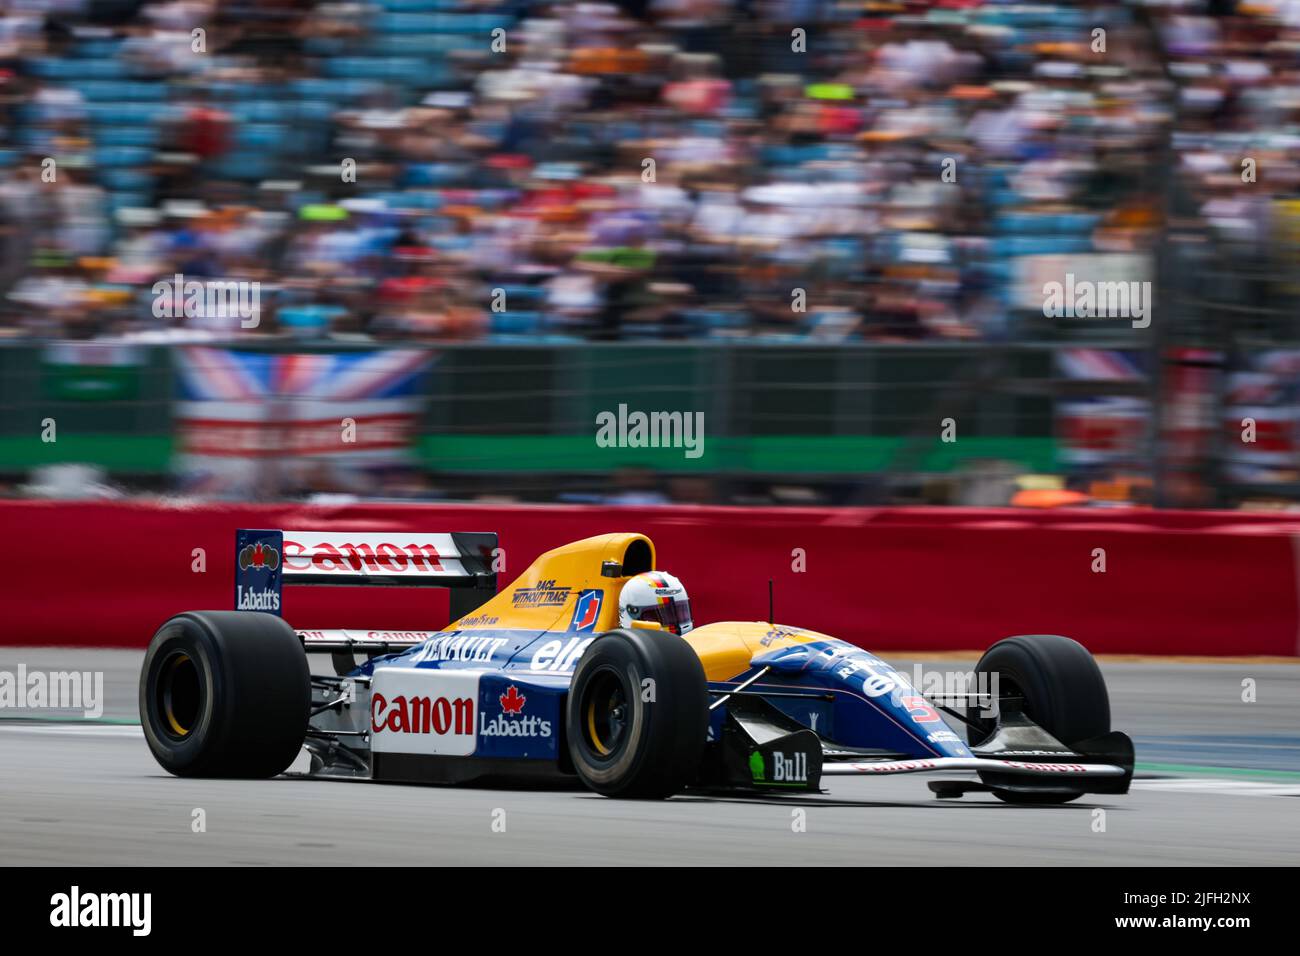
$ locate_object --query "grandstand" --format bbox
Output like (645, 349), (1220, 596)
(0, 0), (1296, 507)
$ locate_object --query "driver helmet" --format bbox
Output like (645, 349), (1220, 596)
(618, 571), (693, 635)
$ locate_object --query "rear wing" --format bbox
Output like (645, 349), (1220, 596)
(234, 528), (498, 624)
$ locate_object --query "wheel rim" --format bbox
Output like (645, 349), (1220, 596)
(580, 666), (629, 758)
(158, 652), (201, 739)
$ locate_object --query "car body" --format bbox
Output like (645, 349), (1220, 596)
(140, 528), (1134, 801)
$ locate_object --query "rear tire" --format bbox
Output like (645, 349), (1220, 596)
(971, 634), (1110, 805)
(566, 629), (708, 798)
(139, 611), (310, 778)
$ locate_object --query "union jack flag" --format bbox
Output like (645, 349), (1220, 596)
(173, 347), (431, 494)
(1055, 350), (1149, 467)
(175, 347), (429, 403)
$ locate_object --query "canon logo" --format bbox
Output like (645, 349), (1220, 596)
(283, 539), (445, 574)
(370, 692), (474, 736)
(860, 760), (937, 773)
(1003, 762), (1089, 773)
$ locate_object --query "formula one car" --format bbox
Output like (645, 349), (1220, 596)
(140, 529), (1134, 802)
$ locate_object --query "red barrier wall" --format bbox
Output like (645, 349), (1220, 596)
(2, 502), (1297, 655)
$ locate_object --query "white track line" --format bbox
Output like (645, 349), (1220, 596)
(1132, 778), (1300, 797)
(0, 721), (142, 738)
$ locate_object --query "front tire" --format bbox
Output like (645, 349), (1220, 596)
(139, 611), (310, 778)
(566, 629), (708, 798)
(971, 634), (1110, 805)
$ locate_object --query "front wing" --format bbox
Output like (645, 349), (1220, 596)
(707, 691), (1134, 797)
(821, 757), (1127, 778)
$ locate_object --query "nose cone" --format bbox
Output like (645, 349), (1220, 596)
(762, 641), (973, 758)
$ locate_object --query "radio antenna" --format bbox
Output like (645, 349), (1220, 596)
(768, 579), (774, 624)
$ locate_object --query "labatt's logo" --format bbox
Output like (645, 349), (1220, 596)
(236, 585), (280, 611)
(237, 541), (281, 610)
(479, 685), (551, 738)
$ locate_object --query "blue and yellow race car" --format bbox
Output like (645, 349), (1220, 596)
(140, 529), (1133, 802)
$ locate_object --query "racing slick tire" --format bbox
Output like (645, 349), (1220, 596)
(140, 611), (310, 778)
(566, 628), (709, 799)
(970, 634), (1110, 805)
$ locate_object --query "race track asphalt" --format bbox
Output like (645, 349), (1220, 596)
(2, 648), (1297, 866)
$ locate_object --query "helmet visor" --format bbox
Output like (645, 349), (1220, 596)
(634, 597), (693, 635)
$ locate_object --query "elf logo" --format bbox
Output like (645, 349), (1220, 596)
(528, 637), (594, 673)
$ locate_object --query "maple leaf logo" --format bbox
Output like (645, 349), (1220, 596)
(238, 542), (279, 572)
(499, 685), (526, 715)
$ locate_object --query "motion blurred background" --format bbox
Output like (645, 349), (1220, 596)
(0, 0), (1297, 508)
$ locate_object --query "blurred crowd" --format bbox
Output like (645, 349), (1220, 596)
(0, 0), (1289, 344)
(1, 0), (1299, 507)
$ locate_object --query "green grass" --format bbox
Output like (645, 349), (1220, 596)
(1135, 762), (1300, 781)
(0, 433), (1058, 476)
